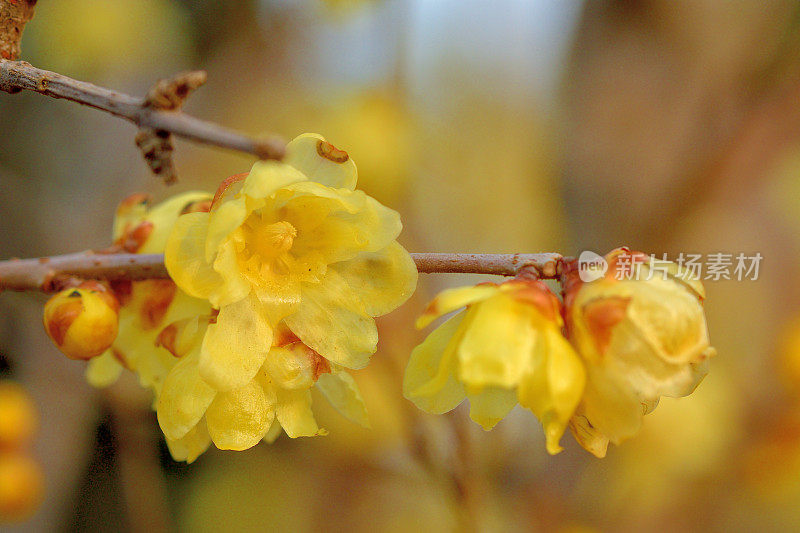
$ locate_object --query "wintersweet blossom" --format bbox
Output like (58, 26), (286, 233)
(164, 133), (417, 392)
(563, 248), (715, 457)
(156, 319), (369, 462)
(85, 192), (213, 393)
(404, 279), (586, 454)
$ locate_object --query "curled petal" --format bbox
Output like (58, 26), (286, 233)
(157, 351), (216, 441)
(276, 388), (323, 438)
(467, 387), (517, 430)
(285, 133), (358, 190)
(315, 372), (370, 428)
(206, 379), (276, 450)
(205, 195), (248, 263)
(165, 419), (212, 464)
(165, 212), (223, 301)
(210, 239), (252, 308)
(416, 284), (499, 329)
(284, 271), (377, 369)
(199, 295), (273, 391)
(403, 313), (467, 414)
(333, 241), (418, 317)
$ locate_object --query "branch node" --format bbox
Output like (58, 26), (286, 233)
(0, 0), (36, 61)
(144, 70), (207, 111)
(135, 128), (176, 185)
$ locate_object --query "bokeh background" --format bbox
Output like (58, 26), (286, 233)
(1, 0), (799, 531)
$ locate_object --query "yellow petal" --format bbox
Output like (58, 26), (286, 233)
(204, 195), (248, 263)
(467, 387), (517, 430)
(286, 182), (401, 264)
(210, 239), (252, 307)
(580, 366), (643, 445)
(206, 379), (276, 450)
(285, 133), (358, 190)
(85, 350), (124, 388)
(199, 295), (273, 391)
(276, 388), (324, 438)
(568, 411), (609, 458)
(284, 270), (377, 369)
(333, 241), (418, 317)
(140, 191), (213, 254)
(403, 313), (467, 414)
(315, 372), (370, 428)
(457, 294), (537, 389)
(416, 284), (499, 329)
(165, 212), (223, 301)
(157, 351), (217, 441)
(165, 419), (212, 464)
(241, 159), (308, 199)
(262, 419), (282, 444)
(263, 345), (316, 390)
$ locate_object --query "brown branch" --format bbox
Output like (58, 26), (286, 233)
(0, 252), (565, 292)
(0, 59), (287, 180)
(0, 0), (36, 61)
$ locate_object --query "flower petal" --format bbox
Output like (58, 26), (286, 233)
(262, 419), (282, 444)
(205, 195), (248, 263)
(165, 212), (223, 300)
(456, 294), (536, 389)
(416, 284), (499, 329)
(241, 159), (309, 199)
(206, 379), (276, 450)
(315, 372), (370, 428)
(284, 270), (377, 369)
(285, 133), (358, 190)
(210, 239), (252, 308)
(467, 387), (517, 430)
(199, 295), (273, 391)
(276, 388), (324, 437)
(140, 191), (213, 255)
(165, 420), (212, 464)
(85, 350), (123, 388)
(333, 241), (418, 317)
(403, 313), (467, 414)
(157, 351), (217, 441)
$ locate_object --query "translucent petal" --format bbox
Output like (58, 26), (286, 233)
(165, 420), (212, 464)
(164, 212), (223, 300)
(210, 239), (252, 308)
(241, 160), (308, 200)
(157, 352), (217, 441)
(285, 133), (358, 190)
(403, 313), (467, 414)
(205, 195), (248, 263)
(416, 284), (499, 329)
(568, 410), (610, 458)
(467, 387), (517, 430)
(139, 191), (213, 254)
(457, 294), (536, 389)
(315, 372), (370, 428)
(262, 419), (282, 444)
(206, 379), (276, 450)
(333, 241), (418, 317)
(199, 295), (273, 391)
(284, 270), (377, 369)
(85, 350), (124, 388)
(276, 388), (323, 438)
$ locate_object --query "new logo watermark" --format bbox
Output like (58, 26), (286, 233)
(577, 251), (763, 282)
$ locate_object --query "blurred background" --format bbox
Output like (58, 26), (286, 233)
(1, 0), (799, 530)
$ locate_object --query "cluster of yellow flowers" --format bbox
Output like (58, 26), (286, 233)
(41, 133), (714, 461)
(405, 248), (715, 457)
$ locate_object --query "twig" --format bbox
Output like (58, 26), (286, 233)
(0, 252), (565, 292)
(0, 59), (286, 176)
(0, 0), (36, 61)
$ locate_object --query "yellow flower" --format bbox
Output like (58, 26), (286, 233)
(164, 133), (417, 392)
(156, 319), (369, 462)
(86, 192), (213, 394)
(564, 248), (715, 457)
(404, 279), (585, 454)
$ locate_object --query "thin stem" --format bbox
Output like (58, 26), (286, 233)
(0, 59), (286, 160)
(0, 251), (565, 292)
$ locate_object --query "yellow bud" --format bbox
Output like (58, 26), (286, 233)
(0, 382), (38, 452)
(0, 454), (44, 523)
(43, 281), (119, 361)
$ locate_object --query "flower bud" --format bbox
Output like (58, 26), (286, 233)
(563, 247), (715, 457)
(0, 454), (44, 523)
(0, 382), (38, 452)
(43, 281), (119, 360)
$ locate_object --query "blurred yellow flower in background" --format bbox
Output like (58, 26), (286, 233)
(165, 133), (417, 392)
(404, 279), (585, 454)
(564, 248), (715, 457)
